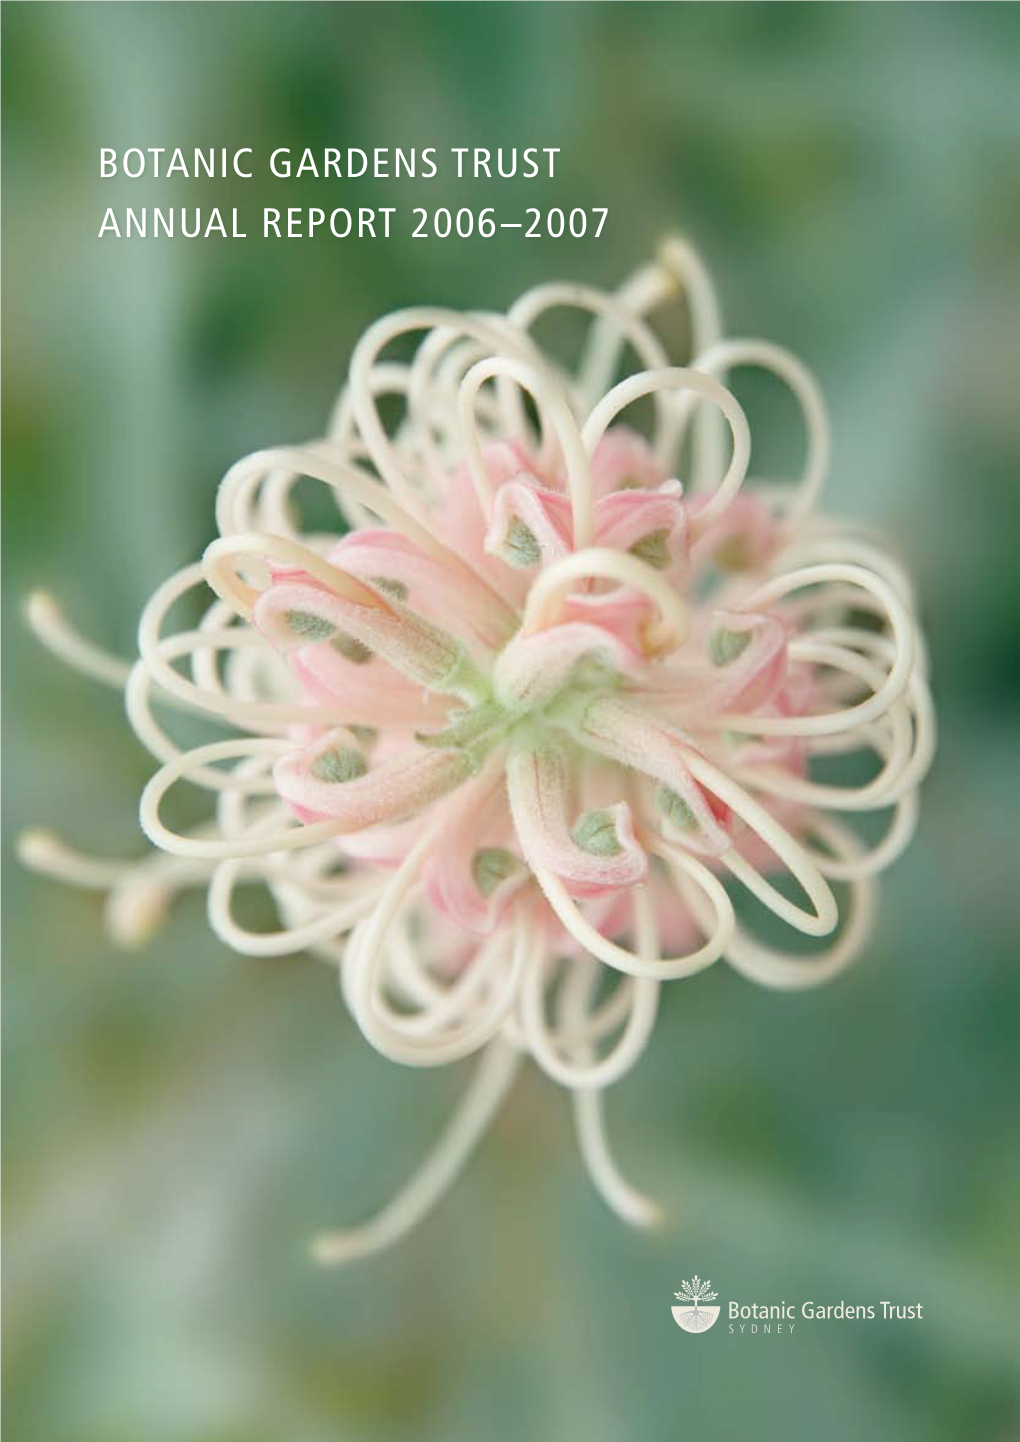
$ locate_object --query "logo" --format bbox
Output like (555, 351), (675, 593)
(672, 1275), (720, 1333)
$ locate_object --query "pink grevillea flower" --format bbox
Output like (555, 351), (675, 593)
(22, 239), (935, 1262)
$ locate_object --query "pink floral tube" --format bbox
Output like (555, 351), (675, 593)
(21, 238), (935, 1264)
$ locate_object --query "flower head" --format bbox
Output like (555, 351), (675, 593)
(22, 239), (935, 1263)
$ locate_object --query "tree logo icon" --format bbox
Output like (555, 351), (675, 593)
(671, 1275), (721, 1333)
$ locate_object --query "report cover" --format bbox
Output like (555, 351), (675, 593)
(3, 5), (1018, 1440)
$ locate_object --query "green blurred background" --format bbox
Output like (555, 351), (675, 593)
(3, 4), (1019, 1439)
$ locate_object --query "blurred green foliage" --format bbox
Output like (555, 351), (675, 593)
(3, 5), (1019, 1441)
